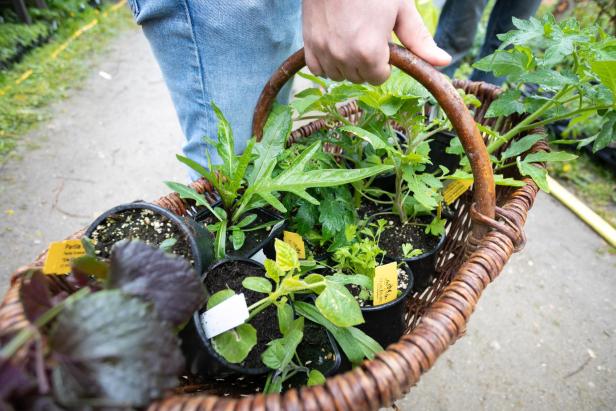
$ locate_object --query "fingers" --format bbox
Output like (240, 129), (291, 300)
(305, 47), (325, 77)
(395, 1), (451, 67)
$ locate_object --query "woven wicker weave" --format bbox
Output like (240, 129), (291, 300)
(0, 45), (546, 410)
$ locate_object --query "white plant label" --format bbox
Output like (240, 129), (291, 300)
(201, 293), (249, 338)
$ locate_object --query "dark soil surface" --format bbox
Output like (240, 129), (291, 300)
(201, 210), (279, 257)
(347, 266), (409, 307)
(357, 198), (389, 219)
(89, 208), (193, 263)
(203, 260), (280, 369)
(378, 215), (440, 259)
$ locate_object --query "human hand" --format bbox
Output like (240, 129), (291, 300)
(302, 0), (451, 85)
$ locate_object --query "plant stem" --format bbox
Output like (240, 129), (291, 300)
(0, 287), (91, 359)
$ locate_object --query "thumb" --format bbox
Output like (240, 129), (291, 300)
(394, 1), (451, 67)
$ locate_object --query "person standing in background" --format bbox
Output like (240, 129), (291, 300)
(434, 0), (541, 85)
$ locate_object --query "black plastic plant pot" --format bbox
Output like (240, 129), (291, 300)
(293, 319), (342, 380)
(357, 263), (414, 348)
(84, 201), (215, 276)
(386, 231), (446, 294)
(181, 258), (270, 378)
(196, 207), (286, 259)
(425, 131), (461, 174)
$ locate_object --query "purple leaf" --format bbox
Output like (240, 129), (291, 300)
(108, 240), (205, 326)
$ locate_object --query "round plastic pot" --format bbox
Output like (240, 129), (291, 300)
(384, 230), (446, 294)
(357, 263), (414, 348)
(195, 207), (286, 259)
(85, 201), (215, 276)
(180, 257), (270, 378)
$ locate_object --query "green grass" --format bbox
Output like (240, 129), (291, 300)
(0, 5), (134, 162)
(549, 154), (616, 228)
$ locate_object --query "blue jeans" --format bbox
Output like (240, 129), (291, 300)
(127, 0), (302, 179)
(434, 0), (541, 85)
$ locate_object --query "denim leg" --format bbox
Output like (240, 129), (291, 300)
(127, 0), (302, 180)
(470, 0), (541, 85)
(434, 0), (488, 77)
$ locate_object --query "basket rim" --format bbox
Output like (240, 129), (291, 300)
(0, 80), (547, 411)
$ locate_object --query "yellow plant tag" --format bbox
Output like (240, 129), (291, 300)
(283, 231), (305, 259)
(443, 179), (473, 205)
(42, 240), (86, 275)
(373, 262), (398, 306)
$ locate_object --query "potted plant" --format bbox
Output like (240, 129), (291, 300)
(165, 103), (392, 260)
(85, 201), (215, 276)
(181, 239), (383, 391)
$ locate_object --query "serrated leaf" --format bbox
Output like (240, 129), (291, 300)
(339, 126), (388, 150)
(242, 277), (272, 293)
(275, 239), (300, 272)
(517, 157), (549, 192)
(593, 112), (616, 152)
(212, 323), (257, 364)
(473, 47), (534, 79)
(500, 134), (544, 160)
(108, 240), (205, 326)
(294, 201), (319, 235)
(164, 181), (210, 207)
(590, 60), (616, 97)
(486, 89), (526, 118)
(211, 103), (236, 180)
(49, 290), (184, 407)
(315, 281), (364, 327)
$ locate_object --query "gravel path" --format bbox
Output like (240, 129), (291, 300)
(0, 27), (614, 410)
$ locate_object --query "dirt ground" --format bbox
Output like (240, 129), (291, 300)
(0, 27), (614, 410)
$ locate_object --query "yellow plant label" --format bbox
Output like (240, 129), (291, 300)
(373, 262), (398, 306)
(283, 231), (305, 259)
(42, 240), (86, 275)
(443, 179), (473, 205)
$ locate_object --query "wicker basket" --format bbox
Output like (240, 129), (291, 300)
(0, 45), (547, 410)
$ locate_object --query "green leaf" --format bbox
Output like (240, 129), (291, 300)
(264, 259), (283, 284)
(81, 237), (96, 257)
(486, 89), (526, 118)
(294, 201), (319, 235)
(158, 237), (177, 252)
(229, 138), (255, 194)
(277, 303), (294, 335)
(214, 220), (227, 260)
(304, 273), (326, 294)
(294, 301), (369, 365)
(236, 213), (257, 228)
(49, 291), (183, 407)
(261, 318), (304, 370)
(347, 327), (383, 360)
(339, 125), (388, 150)
(275, 239), (300, 272)
(242, 277), (273, 294)
(590, 60), (616, 97)
(71, 255), (108, 279)
(212, 323), (257, 364)
(517, 157), (549, 192)
(326, 273), (372, 290)
(175, 154), (212, 181)
(163, 181), (210, 207)
(211, 103), (236, 181)
(108, 240), (205, 326)
(207, 289), (236, 309)
(231, 229), (246, 251)
(497, 16), (546, 50)
(248, 103), (292, 185)
(473, 46), (534, 79)
(494, 174), (525, 187)
(593, 112), (616, 152)
(297, 71), (327, 88)
(316, 281), (364, 327)
(307, 369), (326, 386)
(500, 134), (544, 160)
(524, 151), (577, 163)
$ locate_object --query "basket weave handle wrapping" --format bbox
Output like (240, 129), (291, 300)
(252, 44), (496, 237)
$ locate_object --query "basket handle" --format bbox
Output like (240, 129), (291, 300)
(252, 43), (496, 235)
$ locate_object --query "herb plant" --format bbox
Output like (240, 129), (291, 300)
(470, 14), (615, 191)
(166, 103), (392, 259)
(1, 240), (205, 408)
